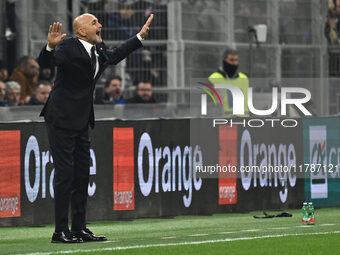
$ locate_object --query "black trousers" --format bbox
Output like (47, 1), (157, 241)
(46, 122), (90, 232)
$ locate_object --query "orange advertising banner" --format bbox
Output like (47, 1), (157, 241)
(113, 128), (135, 210)
(218, 126), (237, 205)
(0, 130), (21, 217)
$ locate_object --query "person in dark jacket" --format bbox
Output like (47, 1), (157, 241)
(126, 80), (156, 103)
(38, 13), (154, 243)
(0, 81), (8, 106)
(102, 76), (125, 104)
(27, 80), (52, 105)
(5, 81), (21, 106)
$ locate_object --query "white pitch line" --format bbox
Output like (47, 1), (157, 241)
(188, 233), (209, 237)
(20, 231), (340, 255)
(161, 236), (177, 239)
(217, 232), (234, 234)
(241, 229), (260, 232)
(319, 224), (335, 226)
(269, 227), (289, 230)
(297, 225), (314, 228)
(102, 240), (118, 243)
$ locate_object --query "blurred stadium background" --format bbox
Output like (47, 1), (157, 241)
(1, 1), (340, 254)
(0, 0), (338, 116)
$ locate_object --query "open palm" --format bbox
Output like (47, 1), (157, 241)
(47, 22), (67, 49)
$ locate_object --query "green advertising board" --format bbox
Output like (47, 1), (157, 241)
(303, 118), (340, 207)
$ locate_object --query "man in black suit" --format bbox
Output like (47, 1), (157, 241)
(38, 13), (154, 243)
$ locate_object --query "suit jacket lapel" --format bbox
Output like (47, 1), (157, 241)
(75, 38), (91, 62)
(74, 38), (95, 79)
(96, 43), (109, 66)
(94, 43), (110, 81)
(74, 39), (109, 81)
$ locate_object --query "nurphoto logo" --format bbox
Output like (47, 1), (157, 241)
(198, 83), (311, 116)
(197, 82), (312, 128)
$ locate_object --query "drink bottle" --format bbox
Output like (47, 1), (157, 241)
(308, 202), (315, 224)
(301, 202), (309, 224)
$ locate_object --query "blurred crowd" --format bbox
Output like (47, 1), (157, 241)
(0, 56), (157, 107)
(0, 1), (169, 107)
(325, 0), (340, 45)
(0, 57), (54, 107)
(325, 0), (340, 77)
(89, 0), (167, 87)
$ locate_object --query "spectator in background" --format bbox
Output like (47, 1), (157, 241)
(107, 3), (141, 86)
(208, 48), (249, 116)
(132, 1), (168, 40)
(5, 81), (21, 106)
(238, 3), (250, 16)
(131, 1), (167, 85)
(134, 47), (166, 86)
(0, 60), (9, 82)
(0, 81), (8, 106)
(27, 80), (52, 105)
(102, 76), (125, 104)
(326, 0), (340, 76)
(107, 3), (137, 40)
(325, 0), (340, 45)
(38, 67), (55, 82)
(10, 56), (39, 104)
(328, 0), (340, 17)
(325, 12), (340, 45)
(126, 80), (156, 104)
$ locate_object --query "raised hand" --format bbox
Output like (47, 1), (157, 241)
(47, 22), (67, 49)
(139, 14), (154, 39)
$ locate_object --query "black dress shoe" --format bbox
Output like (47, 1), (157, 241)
(51, 231), (84, 243)
(73, 228), (107, 242)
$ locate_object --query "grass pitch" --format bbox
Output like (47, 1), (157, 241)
(0, 207), (339, 255)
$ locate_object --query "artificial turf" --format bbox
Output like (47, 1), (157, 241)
(0, 207), (339, 255)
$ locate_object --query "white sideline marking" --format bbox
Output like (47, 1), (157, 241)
(298, 225), (314, 228)
(269, 227), (289, 230)
(217, 232), (234, 234)
(241, 229), (260, 232)
(161, 236), (177, 239)
(188, 233), (208, 237)
(102, 240), (118, 243)
(21, 231), (340, 255)
(319, 224), (335, 226)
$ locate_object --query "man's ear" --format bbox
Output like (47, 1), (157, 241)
(77, 28), (86, 37)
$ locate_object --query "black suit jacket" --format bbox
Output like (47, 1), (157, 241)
(38, 36), (142, 130)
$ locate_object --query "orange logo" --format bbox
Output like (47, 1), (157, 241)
(0, 131), (21, 217)
(218, 126), (237, 205)
(113, 128), (135, 210)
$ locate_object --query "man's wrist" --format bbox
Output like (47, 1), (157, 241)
(46, 44), (54, 52)
(137, 33), (144, 41)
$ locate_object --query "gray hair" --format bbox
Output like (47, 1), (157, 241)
(5, 81), (21, 91)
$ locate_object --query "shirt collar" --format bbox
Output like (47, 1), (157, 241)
(78, 38), (96, 56)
